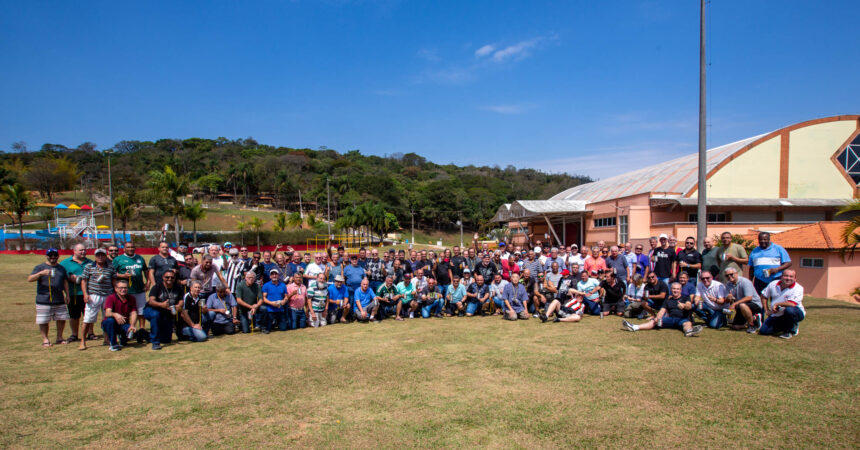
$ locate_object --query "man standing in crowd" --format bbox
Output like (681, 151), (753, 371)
(474, 254), (499, 283)
(692, 270), (728, 329)
(149, 241), (178, 286)
(651, 234), (676, 287)
(101, 279), (137, 351)
(343, 255), (366, 300)
(145, 268), (183, 350)
(224, 248), (246, 292)
(59, 243), (90, 343)
(630, 244), (650, 278)
(544, 247), (567, 272)
(78, 248), (115, 350)
(717, 232), (748, 282)
(723, 267), (763, 333)
(605, 245), (630, 281)
(29, 249), (70, 347)
(521, 250), (542, 283)
(234, 271), (262, 333)
(622, 282), (704, 337)
(113, 242), (149, 331)
(759, 269), (805, 339)
(307, 273), (329, 327)
(748, 232), (792, 300)
(700, 236), (720, 283)
(365, 249), (386, 293)
(583, 246), (607, 276)
(676, 237), (702, 286)
(286, 272), (309, 329)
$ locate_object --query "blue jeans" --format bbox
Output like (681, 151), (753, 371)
(288, 308), (306, 330)
(266, 309), (288, 331)
(143, 306), (174, 345)
(695, 304), (726, 329)
(379, 301), (397, 319)
(101, 317), (130, 347)
(465, 299), (484, 315)
(493, 297), (504, 309)
(657, 316), (690, 330)
(181, 325), (208, 341)
(327, 304), (346, 323)
(659, 277), (671, 287)
(583, 298), (601, 315)
(238, 309), (263, 333)
(759, 306), (805, 335)
(421, 299), (443, 318)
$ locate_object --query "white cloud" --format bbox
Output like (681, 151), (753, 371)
(416, 48), (441, 62)
(479, 104), (534, 115)
(520, 143), (694, 179)
(491, 38), (540, 62)
(474, 44), (496, 57)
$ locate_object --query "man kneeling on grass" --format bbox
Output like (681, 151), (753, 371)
(419, 277), (444, 319)
(622, 282), (703, 337)
(758, 269), (805, 340)
(206, 283), (239, 335)
(353, 278), (379, 322)
(502, 273), (530, 321)
(101, 279), (138, 351)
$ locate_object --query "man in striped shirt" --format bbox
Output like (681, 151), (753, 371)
(78, 248), (115, 350)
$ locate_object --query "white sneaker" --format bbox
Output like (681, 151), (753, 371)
(409, 312), (414, 319)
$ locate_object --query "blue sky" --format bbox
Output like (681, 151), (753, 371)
(1, 0), (858, 179)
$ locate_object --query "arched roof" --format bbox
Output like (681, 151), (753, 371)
(550, 115), (860, 203)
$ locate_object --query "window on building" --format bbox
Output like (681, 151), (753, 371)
(618, 215), (628, 243)
(688, 213), (727, 223)
(593, 217), (616, 228)
(835, 133), (860, 184)
(800, 258), (824, 268)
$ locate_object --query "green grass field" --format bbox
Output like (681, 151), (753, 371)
(1, 255), (859, 448)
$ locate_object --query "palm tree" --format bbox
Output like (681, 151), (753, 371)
(306, 212), (317, 228)
(247, 216), (264, 249)
(236, 220), (247, 246)
(146, 166), (190, 244)
(113, 194), (136, 244)
(287, 211), (303, 228)
(836, 199), (860, 260)
(273, 212), (287, 232)
(182, 201), (206, 245)
(1, 183), (32, 250)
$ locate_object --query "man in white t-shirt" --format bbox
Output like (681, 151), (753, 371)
(692, 270), (728, 329)
(758, 269), (805, 339)
(304, 253), (326, 285)
(489, 272), (509, 315)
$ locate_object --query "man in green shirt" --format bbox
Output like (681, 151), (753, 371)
(394, 272), (417, 320)
(375, 275), (400, 320)
(716, 231), (749, 282)
(234, 271), (262, 333)
(112, 242), (150, 330)
(59, 243), (91, 343)
(700, 237), (719, 284)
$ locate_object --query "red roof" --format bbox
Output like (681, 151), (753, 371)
(764, 222), (849, 250)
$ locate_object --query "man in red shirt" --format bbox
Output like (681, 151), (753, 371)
(101, 279), (138, 351)
(583, 246), (607, 275)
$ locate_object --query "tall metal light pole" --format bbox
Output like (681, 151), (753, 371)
(696, 0), (707, 249)
(105, 149), (116, 245)
(326, 178), (331, 236)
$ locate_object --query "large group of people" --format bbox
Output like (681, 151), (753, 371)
(28, 230), (805, 351)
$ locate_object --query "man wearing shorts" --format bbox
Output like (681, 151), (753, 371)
(59, 243), (91, 343)
(78, 248), (115, 350)
(307, 273), (329, 327)
(113, 242), (149, 331)
(622, 282), (704, 337)
(28, 249), (70, 347)
(101, 279), (138, 351)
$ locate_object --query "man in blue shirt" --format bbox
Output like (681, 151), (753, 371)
(352, 278), (379, 322)
(502, 273), (530, 321)
(261, 269), (288, 333)
(327, 275), (350, 324)
(747, 232), (792, 300)
(343, 255), (366, 299)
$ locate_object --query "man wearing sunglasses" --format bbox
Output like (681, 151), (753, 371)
(723, 267), (763, 333)
(692, 270), (728, 329)
(145, 269), (184, 350)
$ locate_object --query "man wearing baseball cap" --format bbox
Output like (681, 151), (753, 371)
(652, 234), (676, 287)
(28, 249), (70, 347)
(261, 268), (288, 332)
(327, 275), (350, 324)
(78, 248), (116, 350)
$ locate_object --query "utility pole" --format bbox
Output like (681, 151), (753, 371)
(298, 189), (304, 219)
(696, 0), (707, 249)
(410, 208), (415, 247)
(106, 149), (116, 245)
(458, 210), (463, 248)
(326, 178), (331, 236)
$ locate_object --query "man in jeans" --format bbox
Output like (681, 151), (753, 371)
(692, 270), (728, 329)
(234, 271), (262, 333)
(179, 280), (208, 342)
(502, 273), (530, 321)
(101, 279), (138, 351)
(145, 269), (184, 350)
(622, 282), (704, 337)
(327, 275), (350, 324)
(285, 272), (309, 329)
(261, 269), (288, 333)
(759, 269), (805, 339)
(206, 283), (238, 335)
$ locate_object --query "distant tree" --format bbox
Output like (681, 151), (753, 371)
(1, 183), (32, 249)
(247, 216), (264, 248)
(287, 211), (303, 228)
(836, 199), (860, 261)
(10, 141), (27, 153)
(273, 212), (287, 232)
(192, 173), (223, 200)
(305, 212), (317, 228)
(113, 194), (136, 244)
(23, 156), (78, 201)
(236, 220), (247, 246)
(182, 201), (206, 245)
(146, 166), (190, 244)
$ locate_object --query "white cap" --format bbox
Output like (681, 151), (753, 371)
(659, 233), (668, 240)
(534, 246), (542, 253)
